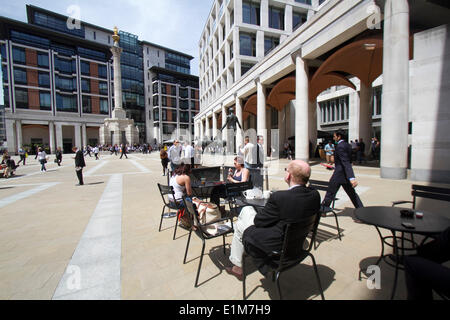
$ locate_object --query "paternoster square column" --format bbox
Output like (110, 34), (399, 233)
(380, 0), (409, 179)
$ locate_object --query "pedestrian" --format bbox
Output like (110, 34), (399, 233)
(184, 141), (195, 167)
(93, 145), (99, 160)
(37, 147), (47, 172)
(240, 136), (256, 169)
(256, 135), (264, 169)
(120, 144), (128, 159)
(357, 138), (366, 164)
(73, 146), (86, 186)
(18, 146), (26, 165)
(160, 148), (169, 176)
(168, 140), (182, 172)
(324, 141), (335, 165)
(34, 145), (39, 160)
(321, 129), (364, 212)
(55, 147), (63, 166)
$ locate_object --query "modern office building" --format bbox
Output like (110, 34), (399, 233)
(195, 0), (450, 183)
(0, 5), (198, 153)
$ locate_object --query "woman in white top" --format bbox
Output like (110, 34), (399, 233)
(37, 147), (47, 172)
(169, 164), (193, 206)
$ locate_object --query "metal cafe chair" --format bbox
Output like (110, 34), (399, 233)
(157, 183), (183, 240)
(182, 196), (235, 287)
(242, 212), (325, 300)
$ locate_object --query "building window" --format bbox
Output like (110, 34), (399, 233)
(162, 96), (167, 107)
(38, 72), (50, 88)
(82, 95), (92, 113)
(98, 65), (107, 78)
(93, 31), (96, 40)
(56, 76), (76, 91)
(241, 63), (255, 77)
(373, 86), (382, 116)
(180, 111), (189, 123)
(172, 110), (177, 122)
(170, 86), (177, 96)
(264, 36), (279, 55)
(179, 88), (188, 98)
(80, 61), (90, 75)
(12, 47), (26, 64)
(153, 82), (159, 93)
(99, 81), (108, 95)
(180, 99), (189, 110)
(81, 78), (90, 93)
(13, 68), (27, 84)
(39, 91), (51, 110)
(100, 98), (108, 114)
(37, 53), (49, 68)
(56, 94), (77, 112)
(295, 0), (312, 4)
(293, 12), (307, 30)
(55, 57), (76, 74)
(15, 88), (28, 109)
(269, 6), (284, 30)
(162, 109), (167, 121)
(239, 32), (256, 57)
(242, 1), (260, 25)
(153, 95), (159, 106)
(154, 109), (159, 121)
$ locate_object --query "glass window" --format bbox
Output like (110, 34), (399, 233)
(37, 53), (49, 68)
(293, 12), (307, 31)
(241, 63), (255, 77)
(170, 86), (177, 96)
(269, 6), (284, 30)
(2, 65), (8, 84)
(180, 111), (189, 123)
(98, 65), (107, 78)
(153, 95), (159, 106)
(39, 91), (51, 110)
(38, 72), (50, 88)
(80, 61), (90, 75)
(179, 99), (189, 110)
(100, 98), (108, 114)
(172, 110), (177, 122)
(99, 82), (108, 95)
(242, 1), (260, 25)
(154, 109), (159, 121)
(14, 68), (27, 84)
(12, 47), (26, 64)
(179, 88), (188, 98)
(82, 95), (91, 113)
(295, 0), (312, 4)
(162, 109), (167, 121)
(15, 88), (28, 109)
(81, 79), (90, 93)
(55, 57), (75, 74)
(239, 32), (256, 56)
(3, 86), (10, 108)
(56, 76), (75, 92)
(162, 96), (167, 107)
(56, 94), (77, 112)
(264, 37), (279, 55)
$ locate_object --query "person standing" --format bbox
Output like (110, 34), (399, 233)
(321, 129), (364, 211)
(160, 148), (169, 176)
(18, 146), (26, 166)
(256, 135), (265, 169)
(240, 136), (256, 169)
(357, 138), (366, 164)
(73, 146), (86, 186)
(120, 144), (128, 159)
(184, 142), (195, 167)
(168, 140), (182, 172)
(37, 147), (47, 172)
(93, 145), (99, 160)
(324, 141), (335, 165)
(55, 147), (63, 166)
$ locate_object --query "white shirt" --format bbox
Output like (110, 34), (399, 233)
(184, 145), (194, 158)
(93, 147), (99, 153)
(38, 151), (47, 160)
(241, 142), (255, 164)
(168, 145), (182, 164)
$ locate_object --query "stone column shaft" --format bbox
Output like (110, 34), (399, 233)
(381, 0), (409, 179)
(235, 96), (243, 149)
(49, 122), (55, 154)
(257, 80), (268, 154)
(295, 55), (309, 161)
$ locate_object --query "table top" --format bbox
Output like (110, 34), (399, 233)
(191, 181), (225, 188)
(355, 206), (450, 235)
(235, 197), (268, 208)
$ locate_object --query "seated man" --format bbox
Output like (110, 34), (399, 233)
(404, 227), (450, 300)
(226, 160), (321, 280)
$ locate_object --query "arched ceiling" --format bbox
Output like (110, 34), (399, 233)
(267, 76), (295, 111)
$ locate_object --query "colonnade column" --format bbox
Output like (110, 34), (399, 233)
(82, 123), (87, 149)
(55, 123), (63, 151)
(309, 100), (318, 157)
(235, 95), (243, 149)
(200, 118), (204, 142)
(256, 79), (267, 154)
(212, 111), (218, 140)
(74, 124), (82, 150)
(16, 120), (22, 151)
(295, 54), (309, 161)
(380, 0), (409, 179)
(359, 83), (373, 155)
(221, 104), (227, 142)
(49, 122), (55, 154)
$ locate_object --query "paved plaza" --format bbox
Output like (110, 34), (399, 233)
(1, 152), (449, 300)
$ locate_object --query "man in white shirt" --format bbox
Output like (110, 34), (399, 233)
(168, 140), (182, 172)
(93, 146), (99, 160)
(184, 142), (195, 167)
(240, 136), (256, 169)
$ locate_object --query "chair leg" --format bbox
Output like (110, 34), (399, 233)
(159, 206), (166, 232)
(223, 235), (226, 254)
(195, 240), (206, 287)
(183, 230), (192, 264)
(275, 272), (283, 300)
(173, 210), (179, 240)
(333, 210), (342, 241)
(309, 253), (325, 300)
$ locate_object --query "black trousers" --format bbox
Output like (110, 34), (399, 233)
(76, 169), (84, 185)
(404, 227), (450, 300)
(323, 178), (363, 208)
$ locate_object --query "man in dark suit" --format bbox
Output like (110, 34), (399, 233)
(73, 146), (86, 186)
(226, 160), (321, 280)
(322, 129), (363, 210)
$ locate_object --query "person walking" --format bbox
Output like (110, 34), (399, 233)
(18, 146), (26, 166)
(55, 147), (63, 166)
(37, 147), (47, 172)
(321, 129), (364, 211)
(324, 141), (335, 165)
(184, 142), (195, 167)
(73, 146), (86, 186)
(93, 145), (99, 160)
(160, 148), (169, 176)
(120, 144), (128, 159)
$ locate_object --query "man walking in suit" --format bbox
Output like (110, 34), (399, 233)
(226, 160), (321, 280)
(322, 129), (363, 211)
(73, 146), (86, 186)
(120, 144), (128, 159)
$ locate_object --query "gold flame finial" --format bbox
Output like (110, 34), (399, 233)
(112, 26), (120, 43)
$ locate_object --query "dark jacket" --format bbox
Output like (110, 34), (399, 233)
(75, 150), (86, 168)
(332, 140), (355, 184)
(243, 185), (321, 254)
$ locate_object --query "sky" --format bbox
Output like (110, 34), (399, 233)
(0, 0), (213, 76)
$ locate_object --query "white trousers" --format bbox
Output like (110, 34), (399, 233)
(229, 206), (258, 267)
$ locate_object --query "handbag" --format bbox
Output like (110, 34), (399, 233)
(191, 197), (223, 235)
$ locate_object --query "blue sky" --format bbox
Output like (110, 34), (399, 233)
(0, 0), (213, 76)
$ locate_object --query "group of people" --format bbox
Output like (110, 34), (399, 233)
(239, 136), (265, 169)
(160, 140), (197, 176)
(322, 136), (380, 166)
(1, 151), (18, 178)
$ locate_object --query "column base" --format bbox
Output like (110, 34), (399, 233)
(411, 169), (450, 184)
(380, 167), (407, 180)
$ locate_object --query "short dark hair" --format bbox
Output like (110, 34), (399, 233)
(334, 129), (345, 140)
